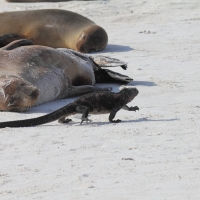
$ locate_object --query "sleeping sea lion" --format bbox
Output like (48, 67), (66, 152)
(0, 9), (108, 53)
(0, 39), (132, 112)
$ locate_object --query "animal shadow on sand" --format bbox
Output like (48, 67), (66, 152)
(80, 117), (180, 126)
(128, 81), (157, 87)
(43, 117), (180, 127)
(95, 44), (133, 53)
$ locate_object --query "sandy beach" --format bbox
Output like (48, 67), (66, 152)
(0, 0), (200, 199)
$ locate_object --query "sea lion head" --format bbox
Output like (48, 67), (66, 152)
(0, 76), (39, 112)
(76, 25), (108, 53)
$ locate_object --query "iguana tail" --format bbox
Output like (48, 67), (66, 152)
(0, 103), (76, 128)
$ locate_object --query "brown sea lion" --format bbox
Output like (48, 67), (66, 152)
(0, 87), (139, 128)
(0, 9), (108, 53)
(0, 39), (132, 112)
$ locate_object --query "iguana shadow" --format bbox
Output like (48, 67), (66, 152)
(84, 117), (180, 126)
(43, 117), (180, 127)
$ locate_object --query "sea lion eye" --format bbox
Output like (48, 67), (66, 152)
(8, 98), (16, 106)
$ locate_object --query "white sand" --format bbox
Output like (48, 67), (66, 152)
(0, 0), (200, 199)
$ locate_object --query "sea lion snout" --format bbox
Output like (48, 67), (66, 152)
(29, 89), (39, 100)
(76, 25), (108, 53)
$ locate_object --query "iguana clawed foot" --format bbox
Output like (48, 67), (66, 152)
(129, 106), (139, 111)
(62, 118), (72, 123)
(111, 119), (121, 123)
(58, 118), (72, 123)
(80, 118), (92, 125)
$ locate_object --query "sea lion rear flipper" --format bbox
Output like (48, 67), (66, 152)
(95, 68), (133, 84)
(104, 69), (133, 83)
(91, 55), (127, 70)
(1, 39), (34, 51)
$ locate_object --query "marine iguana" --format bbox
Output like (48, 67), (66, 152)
(0, 87), (139, 128)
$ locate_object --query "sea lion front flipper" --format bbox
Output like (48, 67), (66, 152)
(0, 34), (26, 47)
(64, 85), (112, 98)
(1, 39), (34, 51)
(91, 55), (127, 70)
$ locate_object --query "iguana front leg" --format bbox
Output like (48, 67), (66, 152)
(109, 106), (139, 123)
(109, 108), (121, 123)
(122, 105), (139, 111)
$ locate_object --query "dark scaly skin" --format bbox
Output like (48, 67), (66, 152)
(0, 87), (139, 128)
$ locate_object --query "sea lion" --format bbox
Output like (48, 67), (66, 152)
(0, 39), (132, 112)
(0, 87), (139, 128)
(0, 9), (108, 53)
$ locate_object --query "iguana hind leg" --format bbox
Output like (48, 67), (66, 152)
(58, 105), (91, 124)
(109, 108), (121, 123)
(76, 105), (91, 124)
